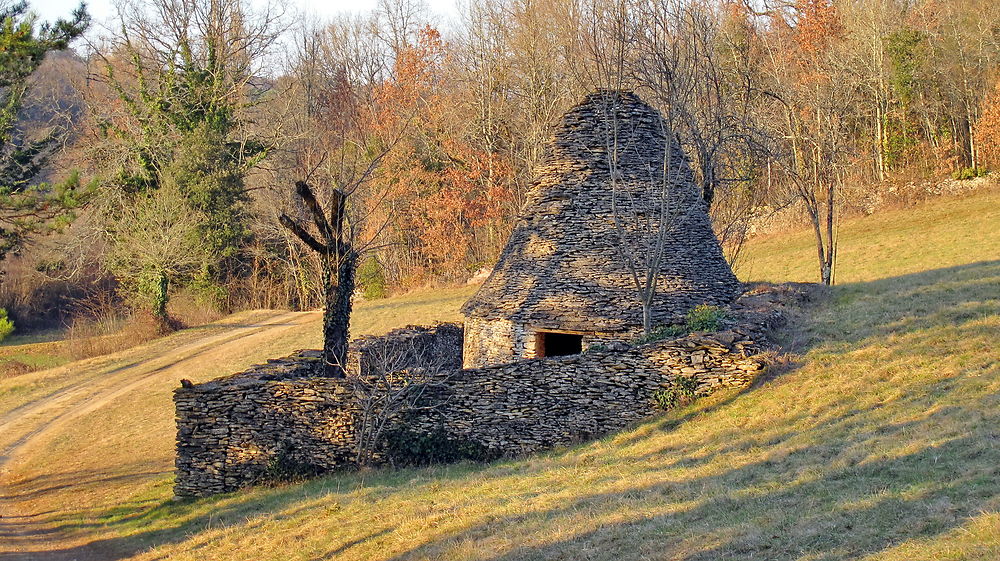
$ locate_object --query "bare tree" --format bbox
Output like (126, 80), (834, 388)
(603, 95), (695, 335)
(756, 0), (858, 286)
(350, 334), (454, 466)
(585, 0), (764, 333)
(276, 22), (412, 375)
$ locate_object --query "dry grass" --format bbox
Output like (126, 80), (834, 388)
(63, 313), (169, 360)
(1, 190), (998, 560)
(735, 188), (999, 284)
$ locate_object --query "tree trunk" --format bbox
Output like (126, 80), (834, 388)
(152, 271), (169, 321)
(824, 181), (836, 286)
(806, 191), (831, 286)
(322, 249), (357, 377)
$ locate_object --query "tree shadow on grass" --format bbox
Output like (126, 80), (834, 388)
(362, 260), (1000, 560)
(478, 435), (999, 561)
(803, 259), (998, 344)
(0, 470), (398, 560)
(371, 382), (1000, 561)
(5, 260), (998, 560)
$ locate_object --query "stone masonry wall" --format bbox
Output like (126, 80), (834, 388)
(463, 316), (636, 368)
(408, 330), (765, 458)
(174, 366), (357, 496)
(175, 285), (806, 497)
(174, 324), (463, 496)
(176, 329), (766, 496)
(461, 317), (524, 369)
(350, 322), (464, 375)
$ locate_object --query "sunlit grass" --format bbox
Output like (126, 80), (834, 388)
(2, 188), (998, 560)
(737, 189), (1000, 284)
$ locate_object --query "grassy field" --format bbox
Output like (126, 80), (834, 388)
(1, 188), (997, 560)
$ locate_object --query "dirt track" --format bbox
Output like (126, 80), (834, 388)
(0, 310), (321, 560)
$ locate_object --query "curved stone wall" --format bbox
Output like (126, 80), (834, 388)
(174, 284), (807, 497)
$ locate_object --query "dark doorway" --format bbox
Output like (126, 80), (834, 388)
(535, 332), (583, 358)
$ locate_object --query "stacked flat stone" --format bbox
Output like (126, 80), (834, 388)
(461, 90), (742, 368)
(174, 285), (808, 498)
(349, 323), (463, 376)
(173, 324), (463, 497)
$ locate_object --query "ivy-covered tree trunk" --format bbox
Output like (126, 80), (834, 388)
(152, 270), (169, 321)
(280, 181), (358, 378)
(321, 248), (357, 376)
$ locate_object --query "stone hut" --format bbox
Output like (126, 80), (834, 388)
(461, 90), (742, 368)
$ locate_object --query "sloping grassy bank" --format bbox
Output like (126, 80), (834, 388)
(3, 188), (998, 560)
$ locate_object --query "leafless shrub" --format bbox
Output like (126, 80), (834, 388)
(350, 335), (456, 466)
(167, 288), (225, 329)
(64, 292), (167, 360)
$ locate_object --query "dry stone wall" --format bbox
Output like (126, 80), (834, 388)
(175, 285), (805, 497)
(404, 330), (765, 458)
(350, 322), (464, 375)
(174, 365), (357, 497)
(463, 316), (636, 368)
(174, 324), (462, 496)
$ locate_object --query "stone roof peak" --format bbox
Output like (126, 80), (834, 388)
(461, 90), (741, 332)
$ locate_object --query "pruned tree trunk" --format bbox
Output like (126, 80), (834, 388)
(280, 181), (358, 377)
(321, 248), (357, 376)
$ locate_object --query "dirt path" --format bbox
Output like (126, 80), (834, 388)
(0, 310), (321, 560)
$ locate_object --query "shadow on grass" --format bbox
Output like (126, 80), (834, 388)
(4, 261), (997, 561)
(362, 261), (999, 560)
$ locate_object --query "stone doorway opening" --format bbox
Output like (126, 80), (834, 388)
(535, 331), (583, 358)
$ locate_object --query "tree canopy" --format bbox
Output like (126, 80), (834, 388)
(0, 1), (90, 259)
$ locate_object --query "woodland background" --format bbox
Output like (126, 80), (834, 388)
(2, 0), (998, 347)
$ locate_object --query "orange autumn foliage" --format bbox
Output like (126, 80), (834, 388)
(365, 25), (516, 285)
(975, 77), (1000, 169)
(793, 0), (843, 58)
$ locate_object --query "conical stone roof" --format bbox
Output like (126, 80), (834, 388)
(462, 90), (742, 333)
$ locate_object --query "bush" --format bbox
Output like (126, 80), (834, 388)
(952, 166), (987, 180)
(652, 376), (700, 410)
(0, 308), (14, 343)
(652, 388), (678, 409)
(685, 304), (726, 332)
(263, 443), (325, 483)
(64, 311), (167, 361)
(357, 257), (387, 300)
(633, 304), (728, 345)
(383, 427), (497, 466)
(633, 324), (687, 345)
(0, 359), (32, 378)
(167, 286), (224, 328)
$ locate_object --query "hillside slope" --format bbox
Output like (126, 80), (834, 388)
(0, 287), (476, 560)
(0, 190), (997, 560)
